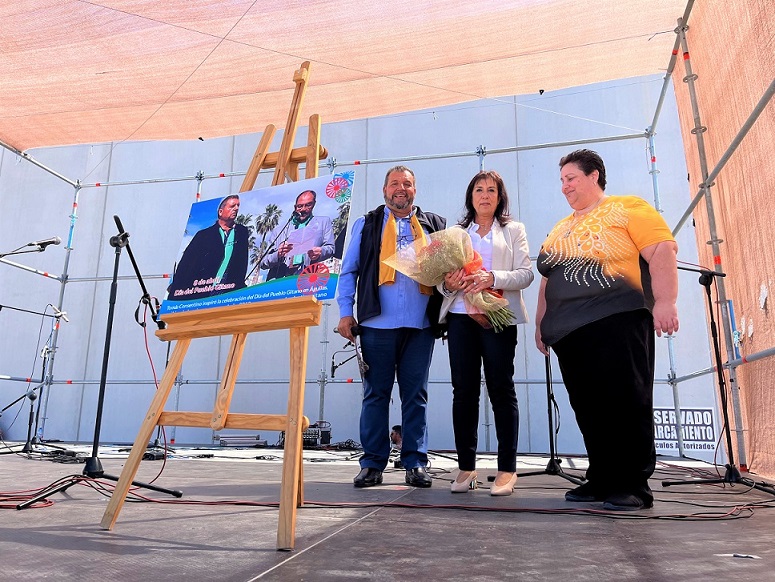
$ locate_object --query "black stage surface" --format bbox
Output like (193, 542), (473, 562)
(1, 444), (774, 581)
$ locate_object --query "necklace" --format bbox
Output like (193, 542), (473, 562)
(475, 218), (494, 236)
(563, 197), (606, 238)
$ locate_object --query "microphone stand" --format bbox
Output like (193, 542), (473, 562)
(332, 325), (368, 379)
(17, 217), (183, 509)
(517, 353), (585, 485)
(0, 239), (61, 259)
(114, 215), (166, 332)
(0, 247), (46, 258)
(0, 366), (47, 456)
(0, 240), (66, 455)
(0, 306), (68, 455)
(662, 267), (775, 496)
(245, 214), (295, 282)
(114, 215), (170, 452)
(330, 343), (358, 378)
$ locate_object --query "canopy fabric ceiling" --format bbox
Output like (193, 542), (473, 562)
(1, 0), (688, 152)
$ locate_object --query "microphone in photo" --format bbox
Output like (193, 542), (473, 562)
(27, 236), (61, 249)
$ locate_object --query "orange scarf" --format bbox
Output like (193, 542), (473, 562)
(379, 212), (433, 295)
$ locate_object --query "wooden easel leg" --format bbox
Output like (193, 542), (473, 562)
(211, 332), (248, 431)
(100, 338), (191, 530)
(276, 326), (309, 550)
(272, 62), (310, 186)
(240, 124), (276, 192)
(305, 114), (321, 180)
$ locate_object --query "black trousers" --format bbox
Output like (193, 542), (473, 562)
(447, 313), (519, 472)
(552, 309), (656, 503)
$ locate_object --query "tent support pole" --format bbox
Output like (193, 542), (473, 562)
(676, 19), (746, 468)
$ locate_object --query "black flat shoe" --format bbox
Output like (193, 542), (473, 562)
(405, 467), (432, 488)
(353, 468), (383, 488)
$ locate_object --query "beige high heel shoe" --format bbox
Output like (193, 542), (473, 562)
(450, 470), (478, 493)
(490, 472), (517, 496)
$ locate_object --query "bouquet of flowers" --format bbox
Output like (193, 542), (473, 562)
(382, 228), (514, 332)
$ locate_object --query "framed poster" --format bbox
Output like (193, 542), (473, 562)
(160, 171), (354, 315)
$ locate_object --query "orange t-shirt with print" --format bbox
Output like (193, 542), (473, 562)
(537, 195), (674, 345)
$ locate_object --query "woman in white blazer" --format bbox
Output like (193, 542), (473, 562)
(438, 170), (534, 496)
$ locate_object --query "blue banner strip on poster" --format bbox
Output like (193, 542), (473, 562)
(159, 274), (339, 315)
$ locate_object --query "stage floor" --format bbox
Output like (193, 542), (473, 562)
(1, 443), (774, 581)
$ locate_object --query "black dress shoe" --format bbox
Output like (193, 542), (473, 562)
(564, 482), (606, 502)
(405, 467), (433, 488)
(353, 468), (383, 488)
(602, 492), (653, 511)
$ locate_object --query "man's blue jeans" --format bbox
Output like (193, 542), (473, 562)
(358, 326), (435, 470)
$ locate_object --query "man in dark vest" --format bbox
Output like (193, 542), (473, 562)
(167, 194), (249, 300)
(336, 165), (446, 488)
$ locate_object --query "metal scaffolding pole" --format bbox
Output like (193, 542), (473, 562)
(671, 344), (775, 385)
(666, 335), (686, 456)
(73, 132), (647, 191)
(39, 184), (81, 440)
(0, 140), (78, 187)
(317, 303), (331, 423)
(672, 77), (775, 235)
(676, 20), (745, 467)
(643, 11), (698, 454)
(649, 0), (695, 136)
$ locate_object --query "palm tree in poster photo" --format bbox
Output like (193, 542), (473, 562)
(248, 204), (283, 285)
(332, 200), (350, 260)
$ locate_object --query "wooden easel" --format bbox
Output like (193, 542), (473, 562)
(100, 61), (326, 551)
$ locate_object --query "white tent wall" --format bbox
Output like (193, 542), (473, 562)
(0, 74), (718, 461)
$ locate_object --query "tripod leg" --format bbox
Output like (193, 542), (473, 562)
(518, 458), (586, 484)
(16, 470), (182, 510)
(100, 473), (182, 497)
(663, 463), (775, 497)
(662, 477), (726, 487)
(545, 457), (586, 484)
(81, 455), (182, 497)
(20, 397), (37, 454)
(518, 353), (585, 485)
(17, 476), (82, 510)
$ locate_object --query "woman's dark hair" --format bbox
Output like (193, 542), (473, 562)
(460, 170), (511, 228)
(559, 149), (607, 191)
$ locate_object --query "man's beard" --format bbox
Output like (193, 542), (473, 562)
(385, 192), (413, 211)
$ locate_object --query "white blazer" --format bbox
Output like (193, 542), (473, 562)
(438, 221), (534, 325)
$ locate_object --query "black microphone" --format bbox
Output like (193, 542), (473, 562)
(699, 269), (726, 278)
(333, 324), (362, 336)
(27, 236), (61, 248)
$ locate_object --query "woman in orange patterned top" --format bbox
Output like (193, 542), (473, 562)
(535, 149), (679, 511)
